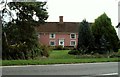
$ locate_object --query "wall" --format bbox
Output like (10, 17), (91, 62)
(38, 32), (78, 47)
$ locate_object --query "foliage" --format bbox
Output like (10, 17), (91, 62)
(92, 13), (119, 53)
(51, 46), (74, 50)
(41, 45), (50, 57)
(109, 51), (120, 58)
(63, 46), (75, 50)
(54, 45), (63, 50)
(68, 49), (80, 55)
(2, 50), (120, 66)
(77, 19), (94, 54)
(118, 41), (120, 48)
(2, 2), (48, 60)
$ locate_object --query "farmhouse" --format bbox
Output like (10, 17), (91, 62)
(36, 16), (80, 47)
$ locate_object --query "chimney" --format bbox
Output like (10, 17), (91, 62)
(59, 16), (63, 23)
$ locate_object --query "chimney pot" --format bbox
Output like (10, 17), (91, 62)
(59, 16), (63, 23)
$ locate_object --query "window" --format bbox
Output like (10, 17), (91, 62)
(70, 40), (76, 46)
(50, 40), (55, 46)
(50, 33), (55, 38)
(70, 33), (76, 39)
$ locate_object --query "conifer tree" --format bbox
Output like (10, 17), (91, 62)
(92, 13), (119, 53)
(77, 19), (94, 54)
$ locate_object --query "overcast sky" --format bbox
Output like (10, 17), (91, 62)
(0, 0), (119, 27)
(45, 0), (119, 27)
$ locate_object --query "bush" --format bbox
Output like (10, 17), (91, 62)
(54, 45), (63, 50)
(68, 49), (80, 55)
(109, 52), (120, 58)
(41, 45), (50, 57)
(93, 53), (107, 58)
(63, 46), (75, 50)
(52, 46), (75, 50)
(48, 46), (55, 50)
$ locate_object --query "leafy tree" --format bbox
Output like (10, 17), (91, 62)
(92, 13), (119, 53)
(77, 19), (94, 54)
(2, 2), (48, 59)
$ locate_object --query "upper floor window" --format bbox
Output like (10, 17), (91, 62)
(70, 33), (76, 39)
(50, 33), (55, 38)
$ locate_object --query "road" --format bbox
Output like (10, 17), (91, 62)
(2, 62), (119, 76)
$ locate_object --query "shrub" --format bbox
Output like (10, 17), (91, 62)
(109, 52), (120, 58)
(54, 45), (63, 50)
(63, 46), (75, 50)
(68, 49), (80, 55)
(93, 53), (107, 58)
(53, 46), (75, 50)
(40, 45), (50, 57)
(48, 46), (55, 50)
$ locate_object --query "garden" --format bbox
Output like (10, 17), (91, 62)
(2, 49), (120, 66)
(1, 2), (120, 66)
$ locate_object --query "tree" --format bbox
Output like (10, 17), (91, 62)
(77, 19), (94, 54)
(92, 13), (119, 53)
(2, 2), (48, 59)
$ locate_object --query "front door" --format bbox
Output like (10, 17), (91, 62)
(59, 39), (64, 47)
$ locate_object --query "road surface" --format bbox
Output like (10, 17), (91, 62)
(2, 62), (119, 76)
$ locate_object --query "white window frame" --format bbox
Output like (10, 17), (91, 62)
(59, 39), (65, 47)
(70, 33), (76, 39)
(50, 33), (55, 38)
(49, 40), (56, 46)
(70, 40), (76, 46)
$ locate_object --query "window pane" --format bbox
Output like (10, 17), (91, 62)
(51, 34), (53, 38)
(50, 41), (55, 46)
(50, 33), (55, 38)
(71, 34), (75, 39)
(71, 41), (76, 46)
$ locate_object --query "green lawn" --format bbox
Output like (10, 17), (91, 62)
(2, 50), (120, 66)
(2, 58), (119, 66)
(49, 50), (75, 59)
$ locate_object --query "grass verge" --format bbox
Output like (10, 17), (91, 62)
(2, 58), (119, 66)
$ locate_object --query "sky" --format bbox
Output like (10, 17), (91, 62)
(0, 0), (120, 28)
(45, 0), (119, 27)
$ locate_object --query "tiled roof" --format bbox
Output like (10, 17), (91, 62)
(36, 22), (80, 33)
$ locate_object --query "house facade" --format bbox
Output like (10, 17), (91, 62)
(36, 16), (79, 47)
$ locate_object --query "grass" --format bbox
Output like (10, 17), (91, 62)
(2, 50), (120, 66)
(49, 50), (75, 59)
(2, 58), (119, 66)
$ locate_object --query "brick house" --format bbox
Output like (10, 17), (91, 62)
(36, 16), (80, 47)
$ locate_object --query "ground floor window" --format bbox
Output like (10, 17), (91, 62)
(70, 40), (76, 46)
(49, 40), (56, 46)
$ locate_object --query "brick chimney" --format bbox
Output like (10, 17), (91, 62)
(59, 16), (63, 23)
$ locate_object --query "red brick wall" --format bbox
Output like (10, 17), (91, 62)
(38, 32), (78, 47)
